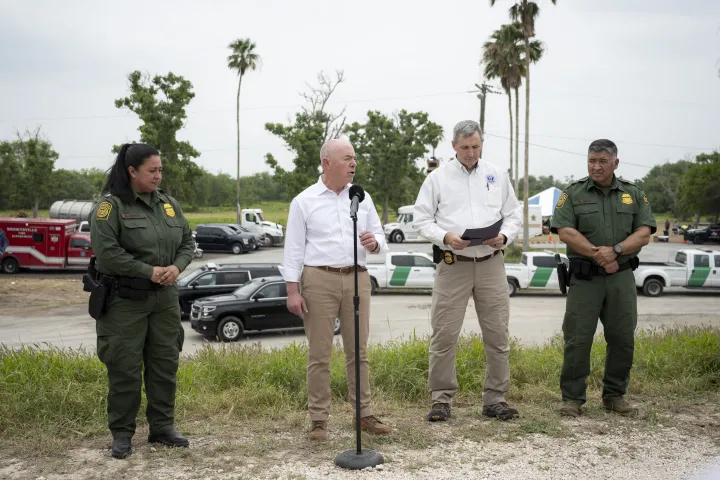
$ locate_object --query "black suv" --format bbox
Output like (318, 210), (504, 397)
(203, 223), (263, 250)
(177, 262), (280, 316)
(684, 224), (720, 245)
(194, 224), (256, 254)
(190, 276), (341, 342)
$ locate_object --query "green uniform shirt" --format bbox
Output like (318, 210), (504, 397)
(550, 175), (657, 264)
(89, 189), (195, 279)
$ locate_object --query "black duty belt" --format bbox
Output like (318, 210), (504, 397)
(97, 272), (163, 290)
(569, 256), (639, 279)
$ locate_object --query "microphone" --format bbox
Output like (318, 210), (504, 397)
(349, 184), (365, 219)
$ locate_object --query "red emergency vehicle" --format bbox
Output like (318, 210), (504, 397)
(0, 218), (93, 274)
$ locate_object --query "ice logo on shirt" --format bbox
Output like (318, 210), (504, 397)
(486, 174), (496, 185)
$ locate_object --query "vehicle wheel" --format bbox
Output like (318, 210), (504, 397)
(693, 236), (704, 245)
(391, 231), (404, 243)
(370, 277), (379, 295)
(217, 316), (244, 342)
(232, 243), (243, 254)
(2, 257), (19, 274)
(642, 279), (663, 297)
(264, 234), (274, 247)
(507, 279), (517, 297)
(333, 317), (341, 335)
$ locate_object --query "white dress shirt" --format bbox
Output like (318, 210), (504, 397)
(279, 176), (388, 283)
(413, 158), (522, 257)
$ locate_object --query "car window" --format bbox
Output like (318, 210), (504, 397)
(70, 237), (89, 248)
(406, 214), (413, 223)
(223, 271), (250, 285)
(675, 252), (687, 265)
(245, 213), (252, 222)
(250, 268), (280, 278)
(694, 255), (710, 268)
(521, 254), (527, 265)
(195, 273), (217, 286)
(715, 255), (720, 268)
(533, 256), (556, 268)
(255, 282), (284, 299)
(413, 256), (435, 268)
(391, 255), (414, 267)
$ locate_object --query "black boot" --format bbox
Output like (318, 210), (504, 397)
(148, 426), (189, 448)
(111, 436), (132, 459)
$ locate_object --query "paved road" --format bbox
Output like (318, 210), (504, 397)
(2, 242), (717, 355)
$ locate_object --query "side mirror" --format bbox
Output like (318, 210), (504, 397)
(189, 281), (199, 288)
(84, 245), (91, 250)
(254, 293), (265, 301)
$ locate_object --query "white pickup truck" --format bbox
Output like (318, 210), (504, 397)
(505, 251), (569, 296)
(634, 248), (720, 296)
(366, 251), (436, 294)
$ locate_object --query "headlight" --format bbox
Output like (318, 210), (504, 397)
(242, 238), (249, 244)
(202, 306), (216, 316)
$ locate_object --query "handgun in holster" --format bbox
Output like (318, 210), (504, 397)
(555, 253), (570, 295)
(83, 256), (111, 320)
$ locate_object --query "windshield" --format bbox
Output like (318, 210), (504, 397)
(177, 269), (202, 286)
(233, 281), (260, 299)
(256, 213), (265, 223)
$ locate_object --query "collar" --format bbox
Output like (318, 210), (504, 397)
(133, 189), (161, 206)
(586, 175), (625, 192)
(452, 156), (480, 174)
(314, 175), (351, 196)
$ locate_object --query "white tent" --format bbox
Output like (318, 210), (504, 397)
(528, 187), (563, 217)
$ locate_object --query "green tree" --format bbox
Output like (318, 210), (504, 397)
(48, 169), (97, 204)
(13, 129), (59, 217)
(114, 71), (202, 202)
(636, 160), (693, 217)
(345, 110), (443, 224)
(490, 0), (557, 251)
(0, 141), (24, 210)
(227, 38), (261, 222)
(681, 152), (720, 224)
(265, 71), (347, 199)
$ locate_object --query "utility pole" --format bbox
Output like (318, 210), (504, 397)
(470, 83), (500, 158)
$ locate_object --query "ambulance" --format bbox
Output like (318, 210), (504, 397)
(0, 218), (93, 274)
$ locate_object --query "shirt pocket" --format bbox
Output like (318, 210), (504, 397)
(120, 218), (151, 252)
(574, 203), (600, 235)
(164, 215), (184, 251)
(487, 184), (503, 208)
(616, 203), (636, 237)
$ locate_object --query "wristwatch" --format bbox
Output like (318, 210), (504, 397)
(613, 244), (623, 255)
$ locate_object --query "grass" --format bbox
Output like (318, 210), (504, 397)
(0, 326), (718, 457)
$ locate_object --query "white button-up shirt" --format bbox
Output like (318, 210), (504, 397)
(413, 158), (522, 257)
(279, 176), (388, 283)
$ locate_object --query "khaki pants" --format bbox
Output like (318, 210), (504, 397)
(300, 266), (372, 421)
(429, 252), (510, 406)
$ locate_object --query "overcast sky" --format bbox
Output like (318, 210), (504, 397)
(1, 0), (719, 187)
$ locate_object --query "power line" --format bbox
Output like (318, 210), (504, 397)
(490, 131), (717, 151)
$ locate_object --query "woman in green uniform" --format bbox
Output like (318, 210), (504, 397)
(89, 143), (195, 459)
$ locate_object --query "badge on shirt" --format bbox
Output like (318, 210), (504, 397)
(621, 193), (633, 205)
(164, 203), (176, 217)
(486, 174), (496, 185)
(96, 202), (112, 221)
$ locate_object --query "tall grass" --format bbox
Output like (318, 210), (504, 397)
(1, 327), (717, 441)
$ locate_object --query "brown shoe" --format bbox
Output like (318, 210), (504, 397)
(603, 397), (638, 416)
(560, 400), (582, 417)
(307, 420), (328, 441)
(354, 415), (392, 435)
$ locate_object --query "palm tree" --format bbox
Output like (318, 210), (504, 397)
(490, 0), (556, 251)
(227, 38), (261, 224)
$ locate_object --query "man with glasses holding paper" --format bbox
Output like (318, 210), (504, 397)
(413, 120), (523, 423)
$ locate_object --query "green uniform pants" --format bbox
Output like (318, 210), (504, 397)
(560, 268), (637, 404)
(96, 286), (184, 438)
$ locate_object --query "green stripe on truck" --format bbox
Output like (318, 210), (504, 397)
(390, 267), (411, 286)
(530, 267), (553, 287)
(688, 267), (711, 287)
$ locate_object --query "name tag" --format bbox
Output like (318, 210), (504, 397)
(573, 200), (597, 205)
(121, 213), (147, 219)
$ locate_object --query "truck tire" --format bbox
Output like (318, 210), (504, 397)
(507, 279), (518, 297)
(231, 243), (243, 254)
(642, 278), (663, 297)
(391, 231), (404, 243)
(217, 316), (244, 342)
(693, 236), (705, 245)
(370, 277), (379, 295)
(263, 234), (274, 247)
(2, 257), (19, 274)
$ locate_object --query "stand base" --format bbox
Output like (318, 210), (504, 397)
(334, 449), (384, 470)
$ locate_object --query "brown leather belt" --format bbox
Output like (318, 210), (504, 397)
(454, 249), (502, 263)
(312, 265), (368, 274)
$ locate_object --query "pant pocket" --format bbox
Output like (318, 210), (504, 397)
(97, 335), (116, 365)
(177, 326), (185, 353)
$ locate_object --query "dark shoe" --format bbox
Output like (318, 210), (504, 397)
(148, 426), (190, 448)
(308, 420), (328, 441)
(427, 403), (451, 422)
(560, 400), (583, 418)
(354, 415), (393, 435)
(603, 397), (638, 416)
(482, 402), (519, 421)
(111, 436), (132, 459)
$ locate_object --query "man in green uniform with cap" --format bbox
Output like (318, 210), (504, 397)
(89, 143), (195, 458)
(551, 139), (656, 417)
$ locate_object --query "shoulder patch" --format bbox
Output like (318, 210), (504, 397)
(556, 192), (569, 208)
(96, 202), (113, 221)
(643, 193), (649, 205)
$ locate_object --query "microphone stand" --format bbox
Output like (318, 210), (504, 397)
(334, 204), (384, 470)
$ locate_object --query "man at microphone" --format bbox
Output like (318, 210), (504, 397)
(280, 138), (393, 441)
(414, 120), (523, 423)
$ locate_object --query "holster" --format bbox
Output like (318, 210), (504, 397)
(432, 244), (443, 264)
(83, 257), (112, 320)
(555, 254), (570, 294)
